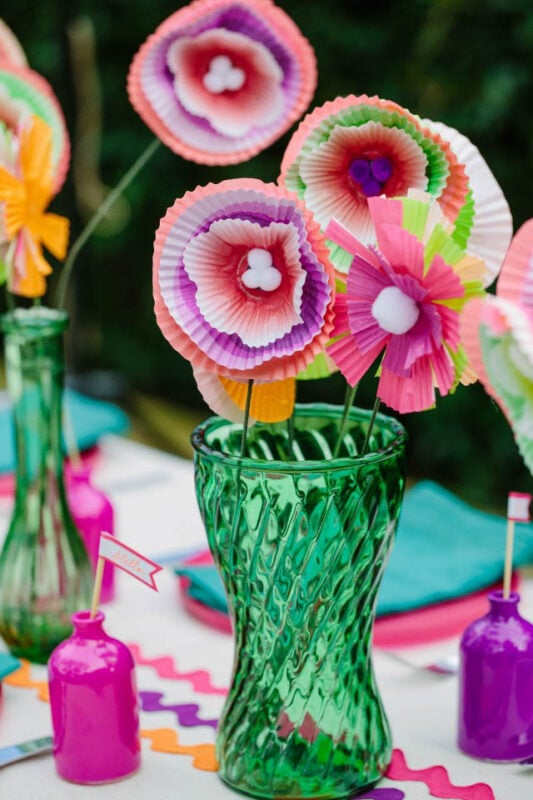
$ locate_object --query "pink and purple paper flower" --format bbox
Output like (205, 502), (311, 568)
(279, 95), (511, 283)
(153, 178), (335, 419)
(461, 219), (533, 475)
(326, 194), (488, 414)
(128, 0), (316, 165)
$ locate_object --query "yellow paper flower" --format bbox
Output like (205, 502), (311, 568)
(0, 114), (69, 297)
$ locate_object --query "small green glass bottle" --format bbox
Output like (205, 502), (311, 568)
(0, 307), (92, 663)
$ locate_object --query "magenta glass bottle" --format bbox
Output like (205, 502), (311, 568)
(458, 590), (533, 762)
(48, 610), (140, 783)
(66, 467), (116, 603)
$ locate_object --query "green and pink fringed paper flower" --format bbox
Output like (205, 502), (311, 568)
(128, 0), (317, 165)
(326, 194), (488, 414)
(153, 178), (335, 422)
(462, 219), (533, 475)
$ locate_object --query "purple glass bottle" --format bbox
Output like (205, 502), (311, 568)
(67, 467), (116, 603)
(458, 590), (533, 761)
(48, 610), (141, 783)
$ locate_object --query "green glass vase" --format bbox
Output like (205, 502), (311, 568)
(191, 403), (407, 799)
(0, 308), (92, 663)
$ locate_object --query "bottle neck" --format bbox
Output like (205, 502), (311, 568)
(72, 610), (106, 638)
(488, 590), (521, 619)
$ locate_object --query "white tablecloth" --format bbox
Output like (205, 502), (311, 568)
(0, 435), (530, 799)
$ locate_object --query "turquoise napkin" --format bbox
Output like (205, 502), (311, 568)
(0, 651), (20, 680)
(176, 481), (533, 616)
(0, 388), (129, 474)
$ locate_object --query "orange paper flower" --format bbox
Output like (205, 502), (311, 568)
(0, 114), (69, 297)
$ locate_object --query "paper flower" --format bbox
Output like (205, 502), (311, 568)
(153, 178), (335, 422)
(0, 65), (70, 191)
(0, 115), (69, 297)
(0, 19), (28, 68)
(128, 0), (316, 165)
(279, 95), (511, 283)
(461, 219), (533, 475)
(326, 194), (487, 414)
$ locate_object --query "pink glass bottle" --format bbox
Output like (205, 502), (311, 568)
(67, 467), (116, 603)
(458, 590), (533, 762)
(48, 610), (140, 783)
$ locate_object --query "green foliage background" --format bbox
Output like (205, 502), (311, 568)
(2, 0), (532, 508)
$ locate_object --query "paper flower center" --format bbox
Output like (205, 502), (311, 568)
(349, 156), (393, 198)
(372, 285), (419, 334)
(241, 248), (282, 292)
(203, 55), (246, 94)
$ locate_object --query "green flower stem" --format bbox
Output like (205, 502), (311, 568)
(240, 379), (254, 459)
(333, 383), (358, 458)
(56, 137), (162, 308)
(362, 396), (381, 455)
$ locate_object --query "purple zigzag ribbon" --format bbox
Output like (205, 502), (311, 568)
(139, 690), (218, 729)
(352, 791), (405, 800)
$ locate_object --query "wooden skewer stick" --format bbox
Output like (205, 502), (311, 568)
(90, 556), (105, 618)
(502, 518), (515, 600)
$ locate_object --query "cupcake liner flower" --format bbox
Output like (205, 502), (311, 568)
(0, 115), (69, 297)
(153, 178), (336, 421)
(462, 219), (533, 475)
(0, 65), (70, 191)
(128, 0), (316, 165)
(326, 194), (487, 414)
(279, 95), (510, 284)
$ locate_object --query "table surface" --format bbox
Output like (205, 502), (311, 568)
(0, 434), (531, 800)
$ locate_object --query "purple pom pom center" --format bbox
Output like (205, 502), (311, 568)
(349, 155), (393, 197)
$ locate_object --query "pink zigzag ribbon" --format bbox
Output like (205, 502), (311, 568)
(386, 748), (495, 800)
(127, 643), (228, 696)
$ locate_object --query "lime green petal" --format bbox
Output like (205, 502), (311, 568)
(297, 351), (338, 380)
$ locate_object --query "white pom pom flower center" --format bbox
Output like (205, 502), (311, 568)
(242, 248), (282, 292)
(203, 55), (246, 94)
(371, 285), (419, 335)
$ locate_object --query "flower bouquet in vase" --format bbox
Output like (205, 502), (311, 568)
(131, 4), (512, 796)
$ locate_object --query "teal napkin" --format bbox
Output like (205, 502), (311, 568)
(176, 481), (533, 616)
(0, 651), (20, 680)
(0, 388), (129, 474)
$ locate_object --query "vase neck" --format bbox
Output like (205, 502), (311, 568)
(2, 309), (69, 491)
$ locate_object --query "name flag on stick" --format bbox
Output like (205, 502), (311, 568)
(503, 492), (532, 599)
(507, 492), (532, 523)
(90, 532), (163, 618)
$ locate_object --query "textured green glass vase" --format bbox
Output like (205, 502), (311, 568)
(0, 308), (92, 663)
(192, 403), (407, 799)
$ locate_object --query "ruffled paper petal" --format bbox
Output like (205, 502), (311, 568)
(0, 20), (28, 68)
(0, 65), (70, 192)
(496, 218), (533, 315)
(424, 118), (512, 286)
(462, 296), (533, 475)
(128, 0), (316, 165)
(154, 178), (335, 382)
(378, 356), (437, 413)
